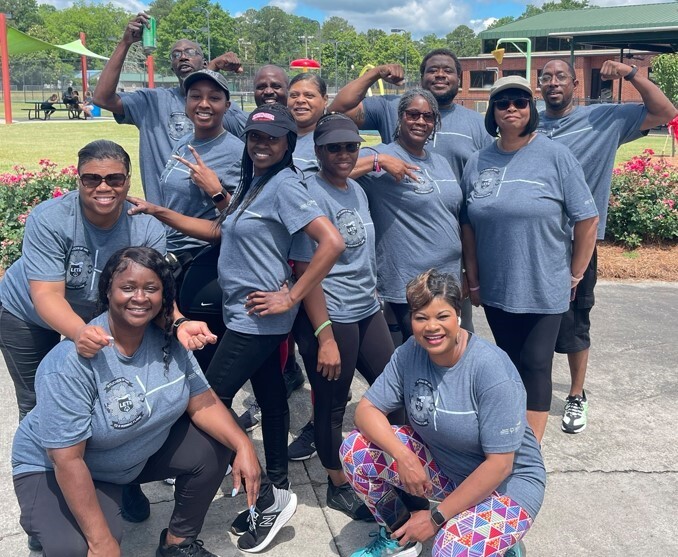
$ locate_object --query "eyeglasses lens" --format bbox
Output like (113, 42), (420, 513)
(495, 98), (530, 111)
(404, 110), (435, 123)
(170, 48), (199, 60)
(325, 143), (360, 153)
(80, 173), (128, 188)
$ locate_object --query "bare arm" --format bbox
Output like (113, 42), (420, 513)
(187, 389), (261, 508)
(127, 196), (220, 242)
(600, 61), (678, 131)
(461, 224), (480, 307)
(93, 13), (149, 115)
(350, 153), (420, 182)
(328, 64), (404, 128)
(48, 443), (121, 556)
(571, 216), (599, 284)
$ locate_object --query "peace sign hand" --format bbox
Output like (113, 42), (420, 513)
(172, 145), (222, 197)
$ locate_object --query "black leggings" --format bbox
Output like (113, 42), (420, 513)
(0, 303), (61, 420)
(205, 328), (289, 488)
(293, 309), (396, 470)
(484, 306), (563, 412)
(13, 414), (231, 557)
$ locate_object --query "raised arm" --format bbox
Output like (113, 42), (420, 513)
(328, 64), (404, 128)
(93, 13), (149, 114)
(600, 61), (678, 131)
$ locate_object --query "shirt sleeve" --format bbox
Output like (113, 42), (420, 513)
(558, 151), (599, 223)
(22, 206), (69, 282)
(116, 89), (153, 126)
(223, 103), (247, 137)
(184, 350), (211, 397)
(275, 177), (324, 235)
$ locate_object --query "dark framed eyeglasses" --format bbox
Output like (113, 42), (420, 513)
(494, 98), (530, 111)
(170, 48), (201, 60)
(324, 143), (360, 154)
(404, 109), (435, 124)
(78, 173), (129, 188)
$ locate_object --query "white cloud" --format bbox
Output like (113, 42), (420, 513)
(270, 0), (298, 12)
(41, 0), (149, 11)
(469, 17), (498, 33)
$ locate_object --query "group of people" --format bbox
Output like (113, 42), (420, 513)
(2, 10), (676, 557)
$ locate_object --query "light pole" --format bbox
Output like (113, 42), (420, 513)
(391, 28), (408, 86)
(191, 6), (211, 62)
(238, 39), (251, 61)
(298, 34), (314, 58)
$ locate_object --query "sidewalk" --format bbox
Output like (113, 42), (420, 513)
(1, 280), (676, 556)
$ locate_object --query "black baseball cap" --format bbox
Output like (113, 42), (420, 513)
(242, 104), (297, 137)
(314, 113), (364, 146)
(183, 69), (230, 100)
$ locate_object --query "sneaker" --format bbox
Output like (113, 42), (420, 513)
(288, 421), (316, 461)
(27, 535), (42, 552)
(230, 507), (250, 536)
(283, 361), (305, 398)
(326, 478), (375, 521)
(561, 390), (588, 434)
(121, 484), (150, 522)
(238, 402), (261, 432)
(156, 528), (219, 557)
(237, 485), (298, 553)
(349, 527), (421, 557)
(506, 540), (527, 557)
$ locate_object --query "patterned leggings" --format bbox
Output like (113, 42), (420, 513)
(340, 426), (533, 557)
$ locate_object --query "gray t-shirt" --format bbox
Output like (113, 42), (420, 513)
(219, 168), (324, 335)
(362, 95), (492, 181)
(290, 175), (380, 323)
(460, 134), (598, 314)
(357, 142), (463, 304)
(293, 132), (320, 177)
(365, 333), (546, 519)
(117, 86), (247, 204)
(12, 313), (210, 484)
(0, 192), (166, 328)
(537, 103), (647, 239)
(159, 131), (243, 254)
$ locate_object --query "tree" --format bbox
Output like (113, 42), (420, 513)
(417, 34), (447, 57)
(148, 0), (176, 24)
(446, 25), (481, 57)
(651, 53), (678, 105)
(0, 0), (42, 32)
(486, 16), (515, 31)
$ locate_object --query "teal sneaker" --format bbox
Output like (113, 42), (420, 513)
(349, 527), (421, 557)
(505, 540), (526, 557)
(561, 390), (588, 434)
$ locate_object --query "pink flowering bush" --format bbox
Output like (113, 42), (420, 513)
(606, 150), (678, 249)
(0, 160), (77, 268)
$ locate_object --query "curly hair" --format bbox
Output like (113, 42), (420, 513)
(406, 269), (462, 315)
(393, 87), (441, 143)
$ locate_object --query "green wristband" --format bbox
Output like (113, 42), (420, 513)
(314, 320), (332, 338)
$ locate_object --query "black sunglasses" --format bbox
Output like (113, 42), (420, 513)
(324, 143), (360, 153)
(494, 98), (530, 111)
(79, 173), (129, 188)
(404, 109), (435, 124)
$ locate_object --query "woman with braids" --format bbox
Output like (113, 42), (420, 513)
(11, 247), (261, 557)
(128, 103), (345, 553)
(351, 88), (465, 342)
(341, 270), (545, 557)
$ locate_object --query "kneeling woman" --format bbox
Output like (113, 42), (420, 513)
(341, 270), (545, 557)
(12, 247), (260, 557)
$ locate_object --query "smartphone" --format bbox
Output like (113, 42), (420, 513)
(374, 488), (411, 534)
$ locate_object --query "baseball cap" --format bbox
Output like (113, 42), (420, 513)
(314, 114), (364, 146)
(490, 76), (533, 99)
(183, 69), (230, 100)
(243, 104), (297, 138)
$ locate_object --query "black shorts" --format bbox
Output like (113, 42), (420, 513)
(555, 247), (597, 354)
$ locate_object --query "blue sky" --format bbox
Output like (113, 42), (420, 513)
(45, 0), (675, 37)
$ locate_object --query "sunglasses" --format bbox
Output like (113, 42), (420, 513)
(79, 173), (129, 188)
(324, 143), (360, 154)
(404, 110), (435, 124)
(494, 98), (530, 111)
(170, 48), (202, 60)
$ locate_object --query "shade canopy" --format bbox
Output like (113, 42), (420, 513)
(2, 26), (109, 59)
(290, 58), (321, 69)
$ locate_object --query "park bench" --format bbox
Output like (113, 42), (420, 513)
(22, 101), (87, 120)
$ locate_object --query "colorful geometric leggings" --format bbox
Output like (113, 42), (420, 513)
(340, 426), (533, 557)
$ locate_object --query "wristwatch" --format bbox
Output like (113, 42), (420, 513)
(624, 65), (638, 81)
(430, 505), (447, 530)
(211, 189), (227, 204)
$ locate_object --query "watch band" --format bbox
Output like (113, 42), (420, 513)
(211, 189), (227, 203)
(430, 505), (447, 530)
(624, 65), (638, 81)
(172, 317), (191, 338)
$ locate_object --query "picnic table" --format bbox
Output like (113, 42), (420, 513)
(22, 101), (87, 120)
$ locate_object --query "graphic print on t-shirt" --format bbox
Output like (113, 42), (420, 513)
(167, 111), (194, 141)
(104, 377), (145, 429)
(403, 168), (434, 195)
(66, 246), (93, 290)
(409, 379), (436, 426)
(470, 168), (502, 200)
(335, 208), (366, 248)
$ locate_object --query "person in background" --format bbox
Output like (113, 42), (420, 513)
(40, 93), (58, 119)
(537, 59), (678, 434)
(341, 270), (545, 557)
(12, 247), (260, 557)
(288, 73), (328, 175)
(254, 64), (289, 106)
(461, 76), (599, 443)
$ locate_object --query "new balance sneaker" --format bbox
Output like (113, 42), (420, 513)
(121, 484), (150, 522)
(237, 486), (298, 553)
(283, 361), (305, 398)
(505, 540), (527, 557)
(327, 478), (375, 521)
(238, 402), (261, 432)
(561, 390), (588, 434)
(156, 528), (219, 557)
(230, 508), (250, 536)
(349, 527), (421, 557)
(288, 421), (316, 461)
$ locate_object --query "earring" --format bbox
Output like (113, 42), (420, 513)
(457, 315), (461, 327)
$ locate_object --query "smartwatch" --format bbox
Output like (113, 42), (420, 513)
(430, 505), (447, 530)
(624, 65), (638, 81)
(172, 317), (191, 338)
(211, 189), (227, 204)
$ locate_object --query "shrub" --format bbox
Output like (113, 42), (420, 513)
(606, 149), (678, 249)
(0, 160), (78, 269)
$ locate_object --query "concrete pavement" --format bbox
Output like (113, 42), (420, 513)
(1, 280), (676, 556)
